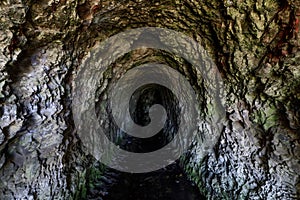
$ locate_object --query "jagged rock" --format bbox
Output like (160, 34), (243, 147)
(0, 0), (299, 199)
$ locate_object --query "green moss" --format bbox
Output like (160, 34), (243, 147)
(73, 170), (88, 200)
(252, 102), (278, 131)
(73, 164), (106, 200)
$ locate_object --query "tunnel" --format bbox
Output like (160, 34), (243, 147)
(0, 0), (299, 199)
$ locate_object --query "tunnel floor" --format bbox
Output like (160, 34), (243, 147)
(89, 162), (205, 200)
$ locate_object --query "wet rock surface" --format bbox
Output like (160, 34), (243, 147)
(0, 0), (299, 199)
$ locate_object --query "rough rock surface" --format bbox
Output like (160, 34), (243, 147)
(0, 0), (299, 199)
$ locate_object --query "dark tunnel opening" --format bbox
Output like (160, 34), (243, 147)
(92, 81), (205, 200)
(105, 83), (180, 153)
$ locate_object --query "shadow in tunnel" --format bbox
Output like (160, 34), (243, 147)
(92, 83), (205, 199)
(102, 162), (205, 200)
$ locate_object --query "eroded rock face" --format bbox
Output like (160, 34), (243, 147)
(0, 0), (299, 199)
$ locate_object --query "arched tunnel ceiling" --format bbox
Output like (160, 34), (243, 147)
(0, 0), (299, 199)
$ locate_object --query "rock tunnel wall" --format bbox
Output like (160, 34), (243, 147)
(0, 0), (299, 199)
